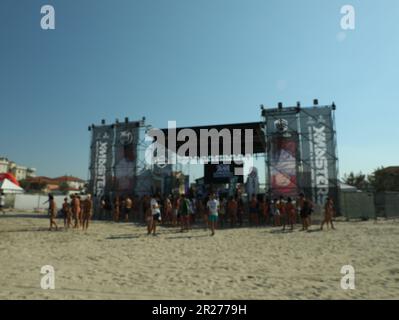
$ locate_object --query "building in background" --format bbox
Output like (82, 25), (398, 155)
(24, 175), (86, 194)
(0, 157), (37, 181)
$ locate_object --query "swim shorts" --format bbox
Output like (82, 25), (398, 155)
(208, 214), (218, 222)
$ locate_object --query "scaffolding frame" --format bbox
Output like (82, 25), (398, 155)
(261, 104), (339, 210)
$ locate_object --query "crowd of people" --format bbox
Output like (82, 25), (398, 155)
(42, 190), (336, 235)
(92, 192), (336, 236)
(45, 193), (93, 231)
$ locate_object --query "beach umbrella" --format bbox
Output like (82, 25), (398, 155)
(0, 178), (25, 194)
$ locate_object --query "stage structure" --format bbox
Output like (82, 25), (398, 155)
(88, 117), (154, 204)
(157, 100), (339, 211)
(261, 101), (339, 210)
(87, 100), (339, 213)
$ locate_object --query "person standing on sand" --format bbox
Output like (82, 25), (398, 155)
(272, 198), (281, 227)
(82, 194), (93, 231)
(321, 197), (336, 230)
(124, 196), (133, 223)
(142, 195), (150, 224)
(43, 193), (53, 217)
(163, 196), (172, 225)
(150, 194), (161, 236)
(144, 196), (152, 234)
(207, 193), (219, 236)
(298, 193), (311, 231)
(188, 197), (195, 226)
(172, 195), (180, 227)
(105, 196), (113, 220)
(71, 194), (81, 229)
(218, 196), (227, 228)
(178, 194), (190, 232)
(237, 196), (244, 227)
(285, 197), (296, 231)
(263, 198), (271, 225)
(113, 196), (120, 222)
(62, 197), (71, 229)
(120, 196), (126, 222)
(249, 194), (259, 226)
(77, 195), (84, 227)
(196, 197), (207, 230)
(279, 196), (287, 230)
(0, 190), (5, 214)
(49, 195), (58, 231)
(99, 196), (106, 221)
(227, 196), (237, 227)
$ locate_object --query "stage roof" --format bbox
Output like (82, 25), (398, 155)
(160, 121), (266, 155)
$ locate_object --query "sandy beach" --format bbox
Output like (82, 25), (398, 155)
(0, 212), (398, 300)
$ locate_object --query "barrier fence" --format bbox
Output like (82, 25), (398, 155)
(340, 191), (376, 220)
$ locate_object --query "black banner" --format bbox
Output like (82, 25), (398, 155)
(89, 125), (114, 198)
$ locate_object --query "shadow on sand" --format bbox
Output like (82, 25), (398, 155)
(0, 227), (51, 233)
(106, 233), (144, 240)
(0, 213), (48, 219)
(166, 233), (210, 240)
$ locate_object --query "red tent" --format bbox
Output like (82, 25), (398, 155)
(0, 173), (20, 186)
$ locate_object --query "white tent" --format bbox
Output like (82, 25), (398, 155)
(0, 179), (25, 194)
(339, 181), (358, 191)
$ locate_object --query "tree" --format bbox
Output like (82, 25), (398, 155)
(29, 181), (47, 192)
(343, 167), (399, 192)
(58, 182), (70, 195)
(343, 171), (370, 190)
(369, 166), (399, 192)
(19, 179), (31, 190)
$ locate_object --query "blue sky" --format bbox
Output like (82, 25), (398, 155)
(1, 0), (399, 181)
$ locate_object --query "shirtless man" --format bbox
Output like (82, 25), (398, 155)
(71, 194), (81, 229)
(77, 195), (84, 227)
(82, 194), (93, 231)
(227, 196), (238, 227)
(114, 196), (120, 222)
(297, 193), (311, 231)
(62, 197), (72, 229)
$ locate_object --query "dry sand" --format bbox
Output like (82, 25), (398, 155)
(0, 212), (398, 300)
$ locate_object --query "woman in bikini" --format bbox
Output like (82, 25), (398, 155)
(49, 195), (58, 231)
(285, 197), (296, 231)
(321, 197), (336, 230)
